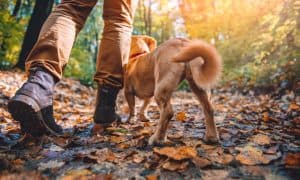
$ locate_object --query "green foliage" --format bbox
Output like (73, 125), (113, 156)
(1, 0), (299, 88)
(133, 0), (180, 44)
(180, 0), (299, 86)
(63, 2), (103, 86)
(0, 0), (24, 69)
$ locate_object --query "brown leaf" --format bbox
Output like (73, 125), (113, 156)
(251, 134), (271, 146)
(52, 137), (70, 148)
(84, 148), (116, 164)
(95, 148), (116, 163)
(201, 144), (216, 151)
(220, 154), (234, 165)
(192, 156), (211, 168)
(132, 153), (145, 163)
(167, 133), (183, 140)
(92, 124), (105, 135)
(146, 174), (159, 180)
(264, 152), (281, 162)
(144, 154), (161, 169)
(162, 160), (189, 171)
(205, 147), (233, 165)
(284, 152), (300, 167)
(110, 136), (127, 144)
(61, 169), (92, 180)
(94, 174), (113, 180)
(138, 128), (153, 137)
(0, 171), (45, 180)
(11, 159), (24, 166)
(292, 117), (300, 125)
(265, 146), (278, 154)
(153, 146), (197, 160)
(262, 112), (270, 122)
(117, 143), (130, 149)
(236, 145), (270, 165)
(176, 111), (187, 122)
(289, 102), (300, 111)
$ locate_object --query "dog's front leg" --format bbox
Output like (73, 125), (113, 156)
(149, 98), (173, 145)
(125, 90), (135, 123)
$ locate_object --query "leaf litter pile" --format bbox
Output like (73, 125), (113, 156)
(0, 70), (299, 179)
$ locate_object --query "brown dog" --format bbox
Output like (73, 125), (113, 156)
(124, 35), (222, 145)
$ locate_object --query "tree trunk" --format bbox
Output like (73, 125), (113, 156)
(12, 0), (22, 18)
(15, 0), (54, 70)
(147, 0), (152, 35)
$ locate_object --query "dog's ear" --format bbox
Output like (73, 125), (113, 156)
(142, 36), (157, 52)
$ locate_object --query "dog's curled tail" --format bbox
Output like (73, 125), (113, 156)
(172, 40), (222, 88)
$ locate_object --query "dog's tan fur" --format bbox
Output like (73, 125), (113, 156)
(124, 35), (222, 145)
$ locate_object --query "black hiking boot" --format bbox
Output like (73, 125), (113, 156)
(93, 85), (121, 125)
(8, 68), (63, 136)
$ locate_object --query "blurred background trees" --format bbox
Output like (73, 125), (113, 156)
(0, 0), (299, 88)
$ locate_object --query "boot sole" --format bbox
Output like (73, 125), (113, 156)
(8, 95), (62, 137)
(8, 95), (45, 136)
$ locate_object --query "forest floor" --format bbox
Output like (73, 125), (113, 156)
(0, 70), (299, 180)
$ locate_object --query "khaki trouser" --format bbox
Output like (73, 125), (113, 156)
(25, 0), (138, 89)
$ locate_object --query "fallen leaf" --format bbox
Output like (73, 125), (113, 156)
(264, 152), (281, 162)
(192, 156), (211, 168)
(51, 137), (70, 147)
(95, 148), (116, 163)
(132, 153), (145, 163)
(162, 160), (189, 171)
(251, 134), (271, 146)
(0, 172), (44, 179)
(92, 124), (105, 135)
(117, 143), (130, 149)
(153, 146), (197, 160)
(289, 102), (300, 111)
(284, 152), (300, 166)
(292, 117), (300, 125)
(146, 174), (158, 180)
(144, 154), (162, 169)
(236, 145), (270, 165)
(167, 133), (183, 140)
(265, 146), (278, 154)
(201, 144), (216, 151)
(262, 112), (270, 122)
(176, 111), (187, 122)
(110, 136), (127, 144)
(11, 159), (24, 166)
(94, 174), (113, 180)
(38, 160), (65, 171)
(204, 147), (233, 165)
(138, 128), (153, 136)
(61, 169), (93, 180)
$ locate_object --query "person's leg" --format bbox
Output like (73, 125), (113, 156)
(93, 0), (138, 124)
(8, 0), (97, 136)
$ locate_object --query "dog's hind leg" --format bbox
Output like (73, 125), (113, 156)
(188, 79), (219, 144)
(138, 98), (151, 121)
(125, 90), (135, 123)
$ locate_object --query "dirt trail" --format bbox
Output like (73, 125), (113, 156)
(0, 70), (299, 179)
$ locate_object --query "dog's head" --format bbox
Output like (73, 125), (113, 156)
(129, 35), (157, 59)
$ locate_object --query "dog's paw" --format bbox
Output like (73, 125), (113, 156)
(149, 134), (166, 146)
(204, 135), (220, 145)
(138, 114), (150, 122)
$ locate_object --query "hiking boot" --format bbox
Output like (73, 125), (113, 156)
(8, 67), (63, 136)
(93, 85), (121, 125)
